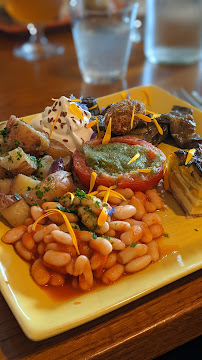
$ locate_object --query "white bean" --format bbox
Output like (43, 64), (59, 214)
(79, 259), (93, 290)
(117, 244), (148, 264)
(51, 230), (73, 245)
(43, 250), (71, 267)
(104, 252), (118, 269)
(30, 206), (44, 222)
(95, 221), (109, 235)
(125, 255), (152, 273)
(15, 240), (32, 261)
(129, 197), (146, 220)
(146, 190), (163, 209)
(89, 237), (112, 256)
(113, 205), (136, 220)
(147, 241), (160, 261)
(109, 237), (126, 251)
(109, 221), (130, 232)
(115, 188), (134, 199)
(142, 213), (161, 227)
(31, 258), (50, 286)
(2, 225), (27, 244)
(102, 264), (124, 285)
(74, 255), (89, 276)
(140, 227), (153, 244)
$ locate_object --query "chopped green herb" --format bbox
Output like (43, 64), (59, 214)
(91, 232), (97, 239)
(36, 189), (43, 199)
(27, 186), (32, 191)
(16, 150), (22, 160)
(75, 188), (87, 199)
(102, 235), (111, 240)
(44, 186), (51, 192)
(53, 196), (61, 202)
(130, 242), (137, 248)
(33, 202), (39, 206)
(83, 206), (90, 211)
(14, 193), (20, 200)
(14, 139), (20, 147)
(103, 203), (108, 207)
(163, 233), (169, 238)
(7, 156), (13, 162)
(95, 201), (101, 208)
(0, 127), (9, 139)
(194, 229), (198, 232)
(37, 158), (43, 169)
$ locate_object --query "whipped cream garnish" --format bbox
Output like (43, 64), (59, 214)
(31, 96), (93, 152)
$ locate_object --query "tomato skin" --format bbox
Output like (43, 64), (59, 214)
(73, 136), (166, 191)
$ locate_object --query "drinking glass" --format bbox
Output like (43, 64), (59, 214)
(144, 0), (202, 65)
(4, 0), (65, 61)
(69, 0), (139, 84)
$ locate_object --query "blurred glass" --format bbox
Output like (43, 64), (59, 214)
(4, 0), (65, 60)
(144, 0), (202, 65)
(69, 0), (139, 84)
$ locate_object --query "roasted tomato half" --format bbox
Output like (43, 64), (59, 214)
(73, 136), (166, 192)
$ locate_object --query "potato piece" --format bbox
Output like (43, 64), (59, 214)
(25, 170), (75, 206)
(1, 199), (31, 227)
(10, 174), (40, 195)
(0, 147), (37, 175)
(5, 115), (50, 154)
(0, 179), (12, 194)
(36, 155), (53, 178)
(46, 139), (72, 160)
(0, 193), (17, 212)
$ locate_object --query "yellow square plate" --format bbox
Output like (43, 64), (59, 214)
(0, 85), (201, 341)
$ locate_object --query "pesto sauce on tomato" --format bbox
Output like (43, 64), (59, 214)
(82, 143), (164, 176)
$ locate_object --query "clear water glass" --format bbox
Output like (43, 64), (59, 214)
(69, 0), (139, 84)
(144, 0), (202, 65)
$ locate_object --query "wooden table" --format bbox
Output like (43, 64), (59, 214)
(0, 28), (201, 360)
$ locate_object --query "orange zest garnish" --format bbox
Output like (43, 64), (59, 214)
(32, 209), (80, 255)
(32, 209), (80, 254)
(153, 118), (163, 135)
(65, 192), (75, 204)
(98, 188), (110, 226)
(88, 104), (98, 110)
(49, 113), (59, 138)
(52, 98), (58, 101)
(95, 117), (100, 134)
(69, 103), (83, 121)
(102, 117), (111, 144)
(135, 113), (152, 122)
(121, 91), (127, 99)
(88, 191), (99, 197)
(131, 105), (135, 129)
(69, 98), (81, 102)
(130, 169), (151, 174)
(185, 148), (195, 165)
(128, 153), (140, 165)
(86, 120), (97, 128)
(89, 172), (97, 193)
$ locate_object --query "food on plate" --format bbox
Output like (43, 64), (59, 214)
(104, 99), (146, 135)
(46, 138), (72, 160)
(1, 199), (31, 228)
(73, 136), (166, 191)
(24, 170), (75, 206)
(91, 100), (201, 148)
(0, 147), (38, 176)
(81, 96), (100, 116)
(31, 96), (93, 152)
(2, 186), (165, 290)
(0, 115), (50, 155)
(159, 105), (202, 148)
(166, 145), (202, 217)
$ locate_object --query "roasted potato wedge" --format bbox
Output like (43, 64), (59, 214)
(1, 199), (31, 227)
(3, 115), (50, 154)
(0, 147), (37, 176)
(10, 174), (40, 195)
(46, 139), (72, 159)
(25, 170), (75, 206)
(0, 179), (12, 194)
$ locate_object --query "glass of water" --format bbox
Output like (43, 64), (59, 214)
(69, 0), (139, 84)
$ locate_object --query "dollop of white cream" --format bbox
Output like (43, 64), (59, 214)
(31, 96), (93, 152)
